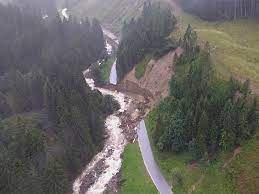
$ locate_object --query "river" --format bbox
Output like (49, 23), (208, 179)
(73, 30), (128, 194)
(72, 76), (130, 194)
(72, 26), (172, 194)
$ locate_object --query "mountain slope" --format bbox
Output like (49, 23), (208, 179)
(71, 0), (146, 33)
(122, 48), (182, 103)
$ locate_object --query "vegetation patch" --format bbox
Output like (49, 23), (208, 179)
(145, 24), (258, 194)
(116, 1), (177, 79)
(120, 143), (158, 194)
(71, 0), (146, 34)
(101, 57), (116, 82)
(146, 112), (259, 194)
(173, 13), (259, 87)
(92, 57), (115, 85)
(227, 133), (259, 194)
(0, 4), (111, 194)
(135, 54), (152, 79)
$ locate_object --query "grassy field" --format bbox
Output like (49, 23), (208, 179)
(226, 133), (259, 194)
(146, 109), (259, 194)
(135, 54), (152, 80)
(119, 143), (158, 194)
(173, 13), (259, 88)
(100, 57), (115, 83)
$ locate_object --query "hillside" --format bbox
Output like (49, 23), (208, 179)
(0, 4), (117, 194)
(71, 0), (146, 34)
(70, 0), (175, 34)
(69, 1), (259, 194)
(174, 13), (259, 92)
(122, 48), (182, 104)
(70, 0), (259, 97)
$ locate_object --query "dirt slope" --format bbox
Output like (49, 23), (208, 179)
(122, 47), (182, 104)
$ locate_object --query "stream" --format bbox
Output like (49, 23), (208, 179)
(72, 26), (172, 194)
(72, 76), (130, 194)
(72, 30), (129, 194)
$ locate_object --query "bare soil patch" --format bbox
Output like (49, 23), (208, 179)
(122, 47), (183, 105)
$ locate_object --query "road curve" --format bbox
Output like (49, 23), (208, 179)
(138, 120), (173, 194)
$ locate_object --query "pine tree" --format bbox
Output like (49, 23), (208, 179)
(43, 159), (69, 194)
(241, 79), (251, 96)
(221, 100), (236, 149)
(196, 111), (209, 156)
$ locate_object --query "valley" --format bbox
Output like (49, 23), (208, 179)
(70, 1), (259, 194)
(0, 0), (258, 194)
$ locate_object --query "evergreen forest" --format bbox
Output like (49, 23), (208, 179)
(116, 1), (177, 79)
(149, 25), (258, 159)
(0, 3), (116, 194)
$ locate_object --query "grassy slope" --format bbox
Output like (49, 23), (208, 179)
(135, 54), (152, 80)
(173, 13), (259, 88)
(101, 57), (115, 83)
(70, 0), (167, 34)
(120, 143), (158, 194)
(71, 0), (145, 34)
(226, 133), (259, 194)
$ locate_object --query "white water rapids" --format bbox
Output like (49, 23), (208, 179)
(73, 75), (130, 194)
(73, 25), (130, 194)
(61, 8), (69, 20)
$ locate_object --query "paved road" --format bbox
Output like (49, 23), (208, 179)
(106, 29), (173, 194)
(138, 120), (173, 194)
(109, 59), (117, 85)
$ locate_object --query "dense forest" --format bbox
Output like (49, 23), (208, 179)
(149, 25), (258, 159)
(0, 3), (116, 194)
(182, 0), (259, 20)
(116, 1), (177, 79)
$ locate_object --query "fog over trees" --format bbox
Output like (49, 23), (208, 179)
(0, 3), (117, 194)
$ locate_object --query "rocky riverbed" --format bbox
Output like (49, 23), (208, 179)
(72, 71), (150, 194)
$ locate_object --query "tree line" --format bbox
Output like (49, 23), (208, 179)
(116, 1), (177, 79)
(149, 25), (258, 159)
(0, 3), (118, 194)
(181, 0), (259, 20)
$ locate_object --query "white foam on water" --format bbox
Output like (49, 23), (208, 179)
(61, 8), (69, 19)
(103, 29), (119, 45)
(106, 41), (113, 55)
(73, 75), (130, 194)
